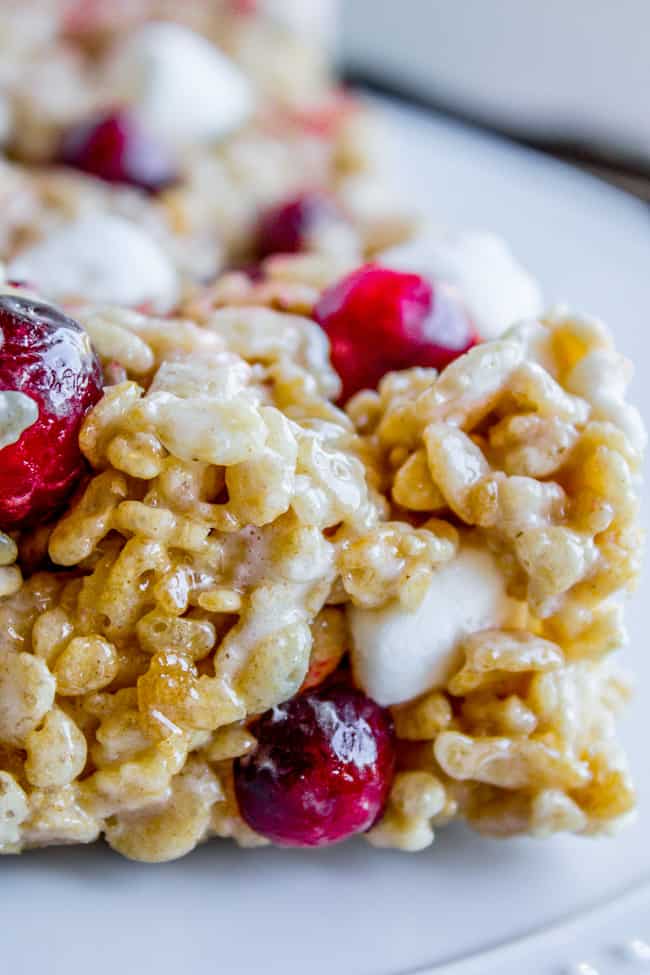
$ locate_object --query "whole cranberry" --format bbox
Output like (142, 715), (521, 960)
(59, 109), (179, 194)
(256, 192), (344, 259)
(314, 264), (479, 402)
(0, 295), (103, 528)
(234, 686), (395, 847)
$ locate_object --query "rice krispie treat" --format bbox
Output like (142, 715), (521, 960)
(0, 0), (414, 310)
(0, 241), (644, 859)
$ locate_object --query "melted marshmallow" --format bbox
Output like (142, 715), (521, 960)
(348, 545), (515, 706)
(9, 215), (179, 311)
(381, 227), (543, 339)
(565, 347), (647, 454)
(0, 391), (38, 451)
(105, 22), (254, 146)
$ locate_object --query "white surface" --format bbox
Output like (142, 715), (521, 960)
(2, 100), (650, 975)
(349, 545), (513, 706)
(343, 0), (650, 164)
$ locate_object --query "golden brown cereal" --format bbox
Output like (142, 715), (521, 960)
(0, 279), (644, 860)
(202, 724), (257, 763)
(367, 770), (448, 851)
(24, 709), (87, 788)
(0, 653), (56, 747)
(0, 533), (18, 567)
(104, 758), (223, 862)
(53, 635), (119, 696)
(0, 772), (29, 850)
(339, 521), (457, 610)
(392, 690), (453, 741)
(344, 311), (645, 846)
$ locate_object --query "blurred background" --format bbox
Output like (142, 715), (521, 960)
(342, 0), (650, 200)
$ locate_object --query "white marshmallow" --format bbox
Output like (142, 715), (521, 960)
(106, 22), (254, 146)
(0, 391), (38, 450)
(348, 545), (514, 706)
(9, 215), (179, 311)
(260, 0), (336, 41)
(381, 227), (543, 339)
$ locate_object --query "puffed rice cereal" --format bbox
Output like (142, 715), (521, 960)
(0, 263), (643, 860)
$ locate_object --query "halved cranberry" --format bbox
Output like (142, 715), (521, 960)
(59, 109), (179, 194)
(0, 295), (103, 529)
(234, 686), (395, 847)
(314, 264), (479, 402)
(256, 192), (344, 258)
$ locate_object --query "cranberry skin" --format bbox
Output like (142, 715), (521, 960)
(234, 686), (395, 847)
(256, 193), (343, 259)
(229, 0), (258, 13)
(0, 295), (103, 529)
(314, 264), (479, 402)
(59, 109), (179, 194)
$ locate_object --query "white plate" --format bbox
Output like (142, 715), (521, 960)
(342, 2), (650, 165)
(2, 98), (649, 975)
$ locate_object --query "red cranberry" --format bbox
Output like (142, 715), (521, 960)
(287, 92), (357, 139)
(314, 264), (479, 402)
(233, 262), (265, 283)
(229, 0), (258, 13)
(256, 192), (344, 259)
(234, 686), (395, 847)
(59, 109), (179, 194)
(0, 295), (103, 529)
